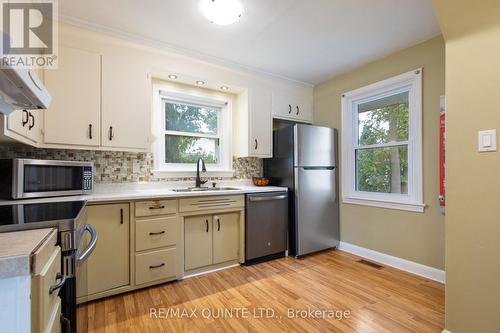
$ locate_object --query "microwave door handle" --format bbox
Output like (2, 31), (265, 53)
(77, 224), (98, 264)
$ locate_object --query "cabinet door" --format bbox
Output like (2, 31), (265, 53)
(249, 88), (272, 157)
(272, 92), (313, 123)
(271, 92), (295, 119)
(295, 96), (313, 123)
(44, 46), (101, 146)
(101, 52), (151, 150)
(78, 204), (130, 297)
(184, 215), (213, 270)
(26, 110), (43, 142)
(213, 213), (239, 264)
(6, 109), (28, 138)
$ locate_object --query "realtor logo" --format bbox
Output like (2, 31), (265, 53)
(0, 0), (58, 68)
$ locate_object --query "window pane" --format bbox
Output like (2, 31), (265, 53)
(165, 101), (218, 135)
(356, 145), (408, 194)
(358, 92), (409, 146)
(165, 135), (219, 164)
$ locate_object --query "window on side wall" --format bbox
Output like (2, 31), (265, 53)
(341, 69), (424, 212)
(153, 86), (233, 177)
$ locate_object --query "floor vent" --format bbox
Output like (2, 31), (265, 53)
(357, 259), (384, 269)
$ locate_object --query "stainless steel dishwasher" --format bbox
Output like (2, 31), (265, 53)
(245, 192), (288, 264)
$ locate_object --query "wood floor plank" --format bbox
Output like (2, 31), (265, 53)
(78, 250), (444, 332)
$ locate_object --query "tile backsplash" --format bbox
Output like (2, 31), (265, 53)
(0, 145), (263, 183)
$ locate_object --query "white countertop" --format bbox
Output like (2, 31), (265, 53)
(0, 228), (54, 278)
(0, 180), (288, 205)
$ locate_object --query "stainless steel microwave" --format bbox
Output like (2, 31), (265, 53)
(0, 159), (94, 199)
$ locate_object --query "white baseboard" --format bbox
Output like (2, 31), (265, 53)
(442, 330), (453, 333)
(338, 241), (445, 283)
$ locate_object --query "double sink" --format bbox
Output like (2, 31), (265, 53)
(171, 187), (239, 193)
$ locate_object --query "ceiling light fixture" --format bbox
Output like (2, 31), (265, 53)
(220, 86), (229, 90)
(196, 80), (205, 85)
(200, 0), (243, 26)
(168, 74), (178, 79)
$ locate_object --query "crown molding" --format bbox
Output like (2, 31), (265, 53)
(58, 14), (314, 87)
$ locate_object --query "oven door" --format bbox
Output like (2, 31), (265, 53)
(14, 159), (92, 199)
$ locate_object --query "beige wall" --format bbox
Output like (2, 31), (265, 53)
(314, 36), (445, 269)
(433, 1), (500, 332)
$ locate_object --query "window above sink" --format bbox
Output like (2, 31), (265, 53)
(152, 80), (234, 178)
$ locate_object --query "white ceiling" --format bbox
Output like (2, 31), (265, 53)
(59, 0), (441, 85)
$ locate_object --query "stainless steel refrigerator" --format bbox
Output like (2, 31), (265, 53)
(264, 124), (339, 257)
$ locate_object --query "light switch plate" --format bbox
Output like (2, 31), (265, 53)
(478, 129), (497, 152)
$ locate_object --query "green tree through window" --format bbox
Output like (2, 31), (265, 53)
(164, 100), (220, 164)
(356, 93), (409, 194)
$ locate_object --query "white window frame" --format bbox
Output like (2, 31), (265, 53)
(341, 69), (424, 212)
(152, 84), (233, 178)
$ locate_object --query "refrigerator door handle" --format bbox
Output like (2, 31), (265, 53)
(301, 166), (335, 170)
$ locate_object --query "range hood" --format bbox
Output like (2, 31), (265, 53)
(0, 67), (51, 115)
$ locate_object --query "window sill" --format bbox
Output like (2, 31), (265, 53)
(343, 196), (426, 213)
(152, 169), (235, 179)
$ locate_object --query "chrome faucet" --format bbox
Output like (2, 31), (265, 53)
(195, 157), (208, 188)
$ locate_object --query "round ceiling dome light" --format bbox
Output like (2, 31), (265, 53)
(200, 0), (243, 26)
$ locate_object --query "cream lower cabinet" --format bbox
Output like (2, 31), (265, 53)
(31, 230), (62, 333)
(184, 215), (213, 270)
(77, 203), (130, 299)
(184, 212), (240, 271)
(134, 199), (179, 286)
(213, 213), (240, 264)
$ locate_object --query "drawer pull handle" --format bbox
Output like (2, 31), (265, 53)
(49, 273), (67, 295)
(149, 263), (165, 269)
(217, 218), (220, 231)
(149, 205), (165, 210)
(206, 219), (209, 232)
(149, 231), (165, 236)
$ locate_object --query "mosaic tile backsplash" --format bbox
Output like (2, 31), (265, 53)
(0, 145), (263, 183)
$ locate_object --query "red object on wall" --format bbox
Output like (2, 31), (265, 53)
(439, 112), (445, 207)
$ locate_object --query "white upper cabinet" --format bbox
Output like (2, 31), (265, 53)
(101, 52), (151, 150)
(233, 88), (272, 158)
(44, 46), (101, 147)
(272, 91), (313, 123)
(249, 88), (272, 157)
(1, 69), (44, 146)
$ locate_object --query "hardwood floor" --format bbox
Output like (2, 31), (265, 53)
(78, 250), (444, 333)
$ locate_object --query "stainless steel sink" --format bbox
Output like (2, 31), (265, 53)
(171, 187), (239, 192)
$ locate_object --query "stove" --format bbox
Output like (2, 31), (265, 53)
(0, 200), (86, 233)
(0, 199), (95, 333)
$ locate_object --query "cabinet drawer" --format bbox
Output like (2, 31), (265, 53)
(31, 247), (62, 333)
(135, 216), (178, 251)
(179, 195), (244, 213)
(135, 199), (178, 217)
(135, 248), (177, 285)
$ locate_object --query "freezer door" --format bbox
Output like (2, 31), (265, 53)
(295, 167), (339, 256)
(294, 124), (337, 167)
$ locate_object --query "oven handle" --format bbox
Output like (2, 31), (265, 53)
(77, 224), (98, 264)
